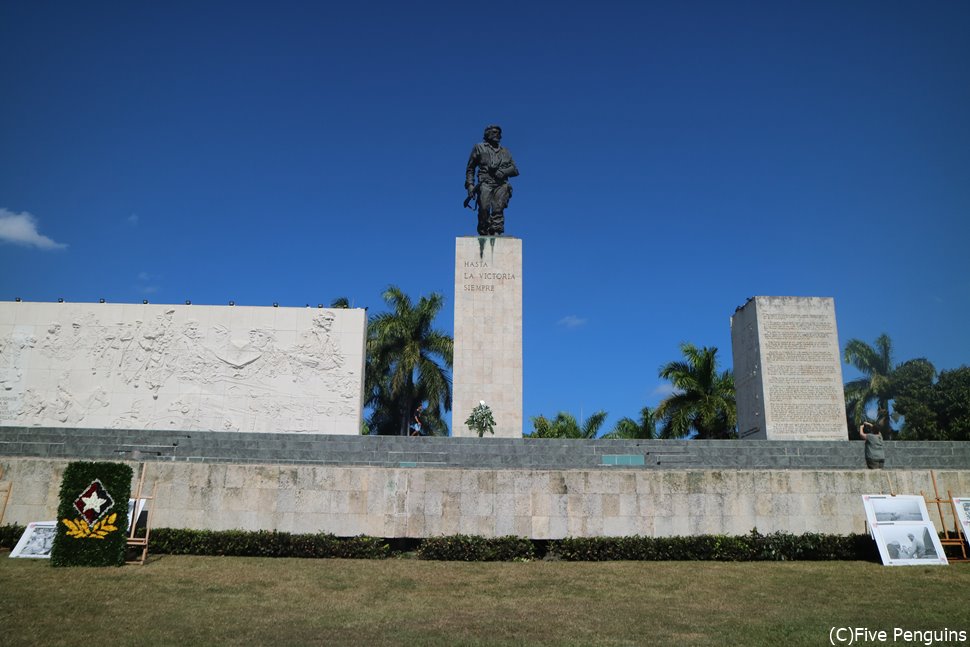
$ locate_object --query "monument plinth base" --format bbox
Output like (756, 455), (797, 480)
(452, 236), (523, 437)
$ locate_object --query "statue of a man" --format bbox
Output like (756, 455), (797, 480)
(464, 124), (519, 236)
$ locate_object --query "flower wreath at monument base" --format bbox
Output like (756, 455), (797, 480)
(51, 461), (133, 567)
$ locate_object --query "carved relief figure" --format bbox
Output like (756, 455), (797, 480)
(0, 331), (35, 393)
(292, 311), (343, 373)
(1, 305), (358, 433)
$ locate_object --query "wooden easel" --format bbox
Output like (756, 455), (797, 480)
(126, 463), (156, 565)
(921, 470), (968, 563)
(884, 471), (896, 496)
(0, 466), (11, 526)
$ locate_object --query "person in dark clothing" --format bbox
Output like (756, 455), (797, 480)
(465, 125), (519, 236)
(409, 404), (426, 437)
(858, 422), (885, 469)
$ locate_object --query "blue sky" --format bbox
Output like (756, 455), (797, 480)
(2, 1), (968, 433)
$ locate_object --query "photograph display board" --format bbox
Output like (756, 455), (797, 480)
(954, 498), (970, 550)
(126, 498), (147, 534)
(9, 521), (57, 558)
(861, 495), (948, 566)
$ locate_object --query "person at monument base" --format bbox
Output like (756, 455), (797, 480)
(464, 124), (518, 236)
(858, 422), (885, 469)
(410, 403), (426, 437)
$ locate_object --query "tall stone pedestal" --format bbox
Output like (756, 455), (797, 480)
(452, 236), (523, 437)
(731, 296), (848, 440)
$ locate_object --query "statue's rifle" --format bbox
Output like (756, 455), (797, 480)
(463, 183), (480, 210)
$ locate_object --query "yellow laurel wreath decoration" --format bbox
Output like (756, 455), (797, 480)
(90, 513), (118, 539)
(63, 517), (91, 538)
(62, 513), (118, 540)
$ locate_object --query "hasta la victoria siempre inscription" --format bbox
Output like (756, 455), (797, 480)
(461, 260), (517, 292)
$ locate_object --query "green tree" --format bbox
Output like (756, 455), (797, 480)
(894, 366), (970, 441)
(654, 343), (736, 439)
(528, 411), (608, 438)
(890, 359), (937, 440)
(366, 286), (453, 436)
(931, 367), (970, 441)
(843, 334), (898, 437)
(602, 407), (657, 439)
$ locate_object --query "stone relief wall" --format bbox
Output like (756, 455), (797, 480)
(0, 302), (366, 434)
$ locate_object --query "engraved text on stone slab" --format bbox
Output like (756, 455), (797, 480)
(730, 296), (847, 441)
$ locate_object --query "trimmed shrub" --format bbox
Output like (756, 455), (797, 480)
(0, 523), (27, 550)
(150, 528), (390, 559)
(417, 534), (535, 561)
(50, 461), (133, 567)
(17, 523), (878, 563)
(551, 530), (878, 562)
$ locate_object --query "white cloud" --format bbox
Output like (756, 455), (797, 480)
(0, 208), (67, 250)
(136, 271), (159, 294)
(557, 315), (587, 328)
(651, 383), (680, 398)
(127, 213), (139, 226)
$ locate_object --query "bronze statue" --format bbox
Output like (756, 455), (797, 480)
(464, 125), (518, 236)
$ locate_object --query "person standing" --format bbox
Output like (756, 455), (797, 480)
(409, 403), (425, 437)
(858, 422), (885, 469)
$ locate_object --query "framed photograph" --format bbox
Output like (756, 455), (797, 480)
(862, 494), (929, 525)
(954, 497), (970, 549)
(128, 498), (148, 534)
(861, 495), (948, 566)
(871, 523), (948, 566)
(9, 521), (58, 559)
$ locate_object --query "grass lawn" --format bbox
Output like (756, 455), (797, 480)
(2, 553), (969, 646)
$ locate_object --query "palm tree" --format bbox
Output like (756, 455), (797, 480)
(655, 343), (736, 439)
(602, 407), (656, 439)
(528, 411), (608, 438)
(366, 286), (453, 435)
(843, 333), (897, 437)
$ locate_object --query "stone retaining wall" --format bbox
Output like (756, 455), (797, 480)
(3, 457), (968, 539)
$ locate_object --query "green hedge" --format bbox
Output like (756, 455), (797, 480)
(50, 461), (133, 567)
(4, 524), (880, 563)
(0, 523), (26, 550)
(150, 528), (390, 559)
(550, 530), (878, 562)
(417, 534), (536, 561)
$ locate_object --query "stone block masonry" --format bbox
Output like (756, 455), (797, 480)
(731, 296), (847, 440)
(452, 237), (523, 437)
(3, 457), (968, 539)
